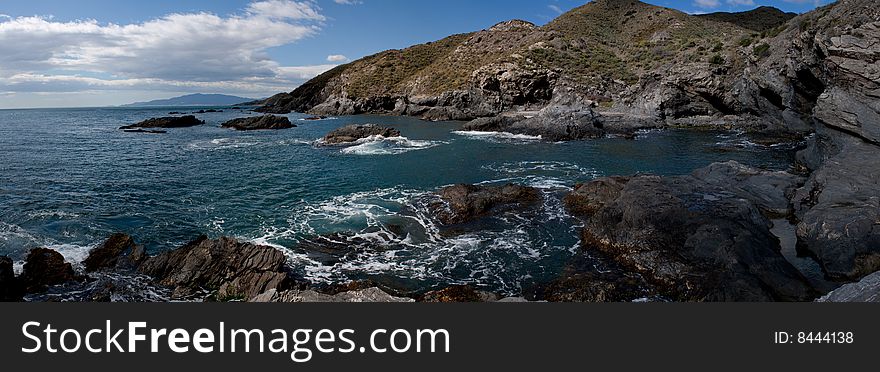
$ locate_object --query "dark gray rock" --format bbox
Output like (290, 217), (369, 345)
(251, 288), (413, 303)
(431, 184), (541, 225)
(692, 161), (804, 217)
(420, 285), (501, 302)
(564, 165), (817, 301)
(0, 256), (22, 301)
(818, 271), (880, 303)
(221, 115), (295, 131)
(83, 233), (146, 272)
(138, 236), (290, 301)
(119, 115), (204, 130)
(18, 248), (80, 294)
(321, 124), (401, 144)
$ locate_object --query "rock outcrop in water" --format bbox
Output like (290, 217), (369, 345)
(0, 256), (21, 301)
(563, 162), (816, 301)
(432, 184), (542, 225)
(138, 236), (291, 301)
(419, 285), (501, 302)
(83, 233), (146, 272)
(119, 115), (205, 130)
(18, 248), (81, 294)
(251, 288), (413, 303)
(321, 124), (401, 144)
(221, 115), (295, 131)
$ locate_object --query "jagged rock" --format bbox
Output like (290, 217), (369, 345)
(18, 248), (80, 294)
(792, 138), (880, 281)
(691, 161), (804, 217)
(138, 236), (290, 301)
(119, 115), (205, 130)
(420, 285), (501, 302)
(564, 163), (817, 301)
(250, 288), (413, 303)
(536, 271), (649, 302)
(321, 124), (401, 144)
(818, 271), (880, 303)
(83, 233), (146, 272)
(221, 115), (295, 131)
(1, 256), (22, 301)
(432, 184), (541, 225)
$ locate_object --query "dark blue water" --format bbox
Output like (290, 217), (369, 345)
(0, 107), (796, 295)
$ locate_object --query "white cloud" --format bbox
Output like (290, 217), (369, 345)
(548, 5), (564, 14)
(326, 54), (348, 62)
(726, 0), (755, 5)
(0, 1), (335, 100)
(694, 0), (721, 8)
(333, 0), (363, 4)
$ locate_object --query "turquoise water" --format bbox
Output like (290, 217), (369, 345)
(0, 107), (797, 295)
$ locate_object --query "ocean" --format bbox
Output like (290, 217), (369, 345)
(0, 107), (797, 295)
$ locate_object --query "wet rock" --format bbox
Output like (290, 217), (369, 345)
(420, 285), (501, 302)
(18, 248), (80, 294)
(251, 288), (413, 303)
(537, 271), (650, 302)
(138, 236), (290, 301)
(321, 124), (401, 144)
(692, 161), (804, 217)
(432, 184), (541, 225)
(221, 115), (295, 131)
(83, 233), (146, 272)
(565, 164), (817, 301)
(1, 256), (22, 301)
(818, 271), (880, 303)
(119, 115), (205, 130)
(303, 115), (327, 121)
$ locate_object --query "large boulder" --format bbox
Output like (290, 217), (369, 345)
(321, 124), (401, 144)
(119, 115), (205, 130)
(431, 184), (541, 225)
(221, 115), (295, 131)
(18, 248), (80, 294)
(564, 163), (817, 301)
(250, 288), (413, 303)
(0, 256), (22, 301)
(818, 271), (880, 303)
(691, 161), (804, 217)
(83, 233), (146, 272)
(138, 236), (291, 301)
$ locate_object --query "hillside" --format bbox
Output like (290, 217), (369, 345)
(256, 0), (795, 123)
(122, 93), (255, 107)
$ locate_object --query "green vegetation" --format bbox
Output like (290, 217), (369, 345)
(753, 43), (771, 58)
(709, 54), (725, 65)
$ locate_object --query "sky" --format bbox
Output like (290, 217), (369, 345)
(0, 0), (831, 109)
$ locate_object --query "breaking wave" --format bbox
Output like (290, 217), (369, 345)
(338, 135), (445, 155)
(452, 131), (542, 143)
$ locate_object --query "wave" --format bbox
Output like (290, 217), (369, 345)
(452, 131), (542, 143)
(338, 135), (445, 155)
(481, 161), (601, 190)
(187, 137), (315, 151)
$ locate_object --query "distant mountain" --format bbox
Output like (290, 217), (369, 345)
(121, 94), (256, 107)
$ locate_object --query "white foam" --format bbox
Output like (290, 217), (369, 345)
(339, 135), (444, 155)
(452, 131), (542, 143)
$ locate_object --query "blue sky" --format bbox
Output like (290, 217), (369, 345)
(0, 0), (830, 108)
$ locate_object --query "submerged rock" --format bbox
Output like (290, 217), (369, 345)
(0, 256), (22, 301)
(119, 115), (205, 130)
(420, 285), (501, 302)
(18, 248), (80, 294)
(432, 184), (541, 225)
(250, 287), (413, 303)
(138, 236), (290, 301)
(83, 233), (146, 272)
(818, 271), (880, 303)
(564, 162), (817, 301)
(322, 124), (401, 144)
(221, 115), (295, 131)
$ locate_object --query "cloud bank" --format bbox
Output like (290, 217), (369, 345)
(0, 0), (337, 103)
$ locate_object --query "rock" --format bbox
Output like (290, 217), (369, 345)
(138, 236), (290, 301)
(321, 124), (401, 144)
(303, 116), (327, 121)
(221, 115), (295, 131)
(420, 285), (501, 302)
(691, 161), (804, 217)
(1, 256), (22, 301)
(792, 138), (880, 281)
(83, 233), (146, 272)
(536, 271), (650, 302)
(564, 164), (817, 301)
(119, 115), (205, 130)
(250, 288), (413, 303)
(818, 271), (880, 303)
(431, 184), (541, 225)
(123, 129), (167, 134)
(18, 248), (80, 294)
